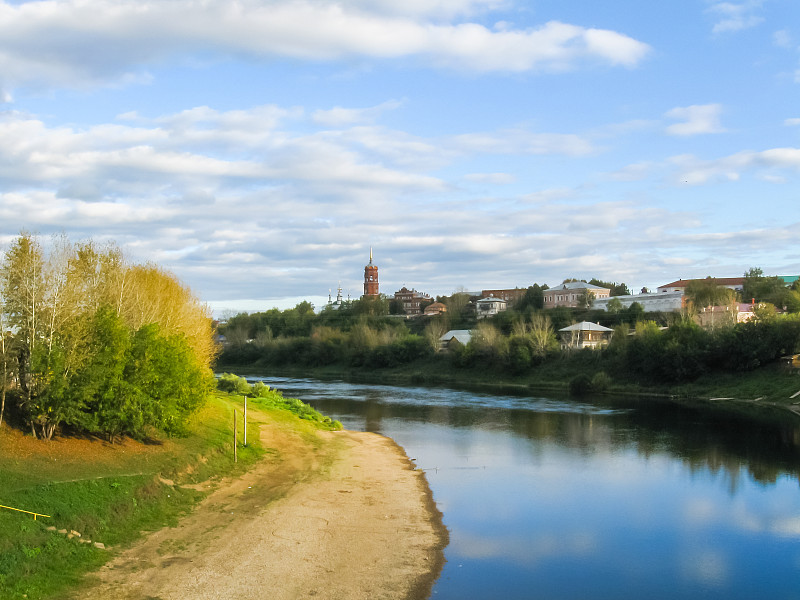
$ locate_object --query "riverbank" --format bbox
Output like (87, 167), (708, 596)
(74, 411), (447, 600)
(221, 359), (800, 415)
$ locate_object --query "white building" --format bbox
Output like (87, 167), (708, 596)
(475, 296), (507, 319)
(592, 290), (685, 313)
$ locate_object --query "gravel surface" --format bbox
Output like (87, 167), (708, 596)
(76, 421), (447, 600)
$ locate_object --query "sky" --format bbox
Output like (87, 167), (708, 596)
(1, 0), (799, 315)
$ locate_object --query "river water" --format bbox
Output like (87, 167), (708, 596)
(252, 376), (800, 600)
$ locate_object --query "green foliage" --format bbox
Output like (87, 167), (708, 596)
(588, 278), (631, 297)
(1, 234), (215, 441)
(590, 371), (613, 392)
(742, 267), (790, 306)
(685, 277), (737, 309)
(216, 373), (341, 429)
(606, 297), (623, 313)
(217, 372), (254, 395)
(515, 284), (545, 312)
(217, 297), (800, 390)
(568, 374), (592, 395)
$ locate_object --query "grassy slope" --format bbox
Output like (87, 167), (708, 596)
(0, 391), (335, 600)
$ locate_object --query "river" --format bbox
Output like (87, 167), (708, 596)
(252, 376), (800, 600)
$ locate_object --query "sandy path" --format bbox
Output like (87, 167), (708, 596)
(77, 421), (447, 600)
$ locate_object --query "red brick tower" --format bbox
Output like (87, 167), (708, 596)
(363, 248), (379, 297)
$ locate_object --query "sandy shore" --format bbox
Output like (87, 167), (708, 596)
(76, 421), (447, 600)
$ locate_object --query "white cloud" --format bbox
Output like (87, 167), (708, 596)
(707, 1), (765, 34)
(312, 100), (404, 126)
(340, 0), (507, 20)
(3, 97), (799, 304)
(0, 0), (650, 94)
(773, 29), (793, 49)
(665, 104), (726, 136)
(784, 118), (800, 126)
(464, 172), (516, 184)
(608, 161), (655, 181)
(451, 129), (595, 155)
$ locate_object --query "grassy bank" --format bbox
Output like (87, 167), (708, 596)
(0, 390), (337, 600)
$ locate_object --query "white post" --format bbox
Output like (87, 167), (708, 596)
(243, 396), (248, 447)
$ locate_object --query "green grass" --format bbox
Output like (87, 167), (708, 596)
(0, 390), (327, 600)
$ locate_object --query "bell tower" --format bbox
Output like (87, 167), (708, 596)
(363, 248), (379, 297)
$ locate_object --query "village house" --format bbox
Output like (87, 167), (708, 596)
(543, 281), (611, 309)
(481, 288), (527, 306)
(423, 301), (447, 316)
(393, 286), (432, 316)
(475, 296), (507, 319)
(558, 321), (614, 350)
(439, 329), (472, 352)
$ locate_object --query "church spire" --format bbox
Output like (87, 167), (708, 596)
(363, 248), (379, 297)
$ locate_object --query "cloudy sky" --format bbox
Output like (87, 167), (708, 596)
(2, 0), (799, 314)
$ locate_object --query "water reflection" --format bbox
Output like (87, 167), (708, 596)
(258, 377), (800, 491)
(251, 376), (800, 600)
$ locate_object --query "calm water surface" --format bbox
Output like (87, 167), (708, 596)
(253, 376), (800, 600)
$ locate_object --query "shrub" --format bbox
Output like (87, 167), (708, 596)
(217, 373), (252, 395)
(569, 374), (592, 396)
(590, 371), (613, 393)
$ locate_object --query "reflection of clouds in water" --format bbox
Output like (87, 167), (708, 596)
(683, 497), (718, 525)
(771, 516), (800, 537)
(683, 499), (800, 539)
(680, 549), (728, 586)
(451, 530), (597, 564)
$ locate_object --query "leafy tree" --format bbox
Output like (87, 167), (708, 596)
(742, 267), (789, 307)
(588, 278), (631, 296)
(786, 289), (800, 313)
(351, 295), (389, 317)
(606, 297), (624, 314)
(69, 307), (131, 441)
(1, 234), (45, 436)
(463, 321), (506, 367)
(423, 319), (448, 352)
(685, 277), (737, 310)
(577, 291), (595, 309)
(516, 284), (545, 311)
(528, 314), (558, 359)
(0, 306), (13, 427)
(0, 233), (216, 441)
(753, 302), (778, 322)
(123, 323), (213, 438)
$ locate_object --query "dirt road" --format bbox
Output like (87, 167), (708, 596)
(77, 419), (447, 600)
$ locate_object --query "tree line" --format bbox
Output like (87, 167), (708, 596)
(0, 233), (216, 441)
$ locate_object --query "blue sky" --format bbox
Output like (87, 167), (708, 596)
(1, 0), (799, 314)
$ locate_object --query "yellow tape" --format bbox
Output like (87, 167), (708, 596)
(0, 504), (51, 520)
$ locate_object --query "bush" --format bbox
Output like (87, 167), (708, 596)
(569, 374), (592, 396)
(217, 373), (252, 395)
(590, 371), (613, 393)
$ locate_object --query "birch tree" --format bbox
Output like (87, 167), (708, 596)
(1, 234), (45, 436)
